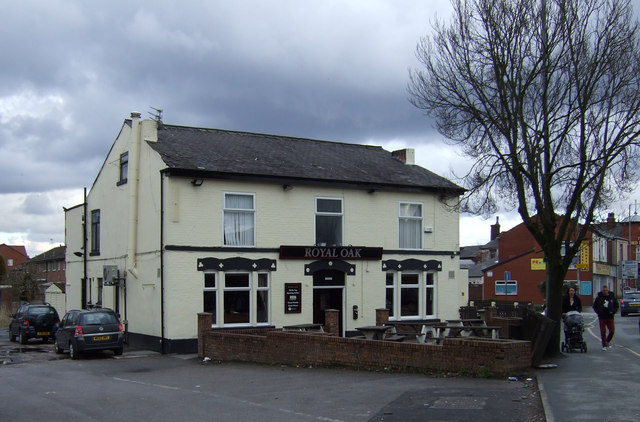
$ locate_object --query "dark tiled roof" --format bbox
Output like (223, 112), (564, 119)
(149, 125), (464, 193)
(29, 246), (66, 262)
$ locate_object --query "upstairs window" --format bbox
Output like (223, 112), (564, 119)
(90, 209), (100, 255)
(399, 202), (422, 249)
(315, 198), (343, 246)
(118, 152), (128, 185)
(223, 193), (255, 247)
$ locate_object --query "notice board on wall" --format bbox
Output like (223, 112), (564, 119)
(285, 283), (301, 314)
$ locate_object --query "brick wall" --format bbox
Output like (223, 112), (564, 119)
(198, 313), (531, 377)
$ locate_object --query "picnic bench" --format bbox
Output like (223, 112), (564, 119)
(445, 319), (500, 339)
(282, 323), (324, 333)
(355, 325), (392, 340)
(435, 324), (501, 341)
(384, 320), (442, 344)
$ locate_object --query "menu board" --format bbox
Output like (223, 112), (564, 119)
(285, 283), (301, 314)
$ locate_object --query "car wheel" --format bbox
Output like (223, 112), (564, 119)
(621, 312), (627, 317)
(9, 329), (16, 342)
(19, 331), (28, 345)
(113, 347), (123, 356)
(54, 339), (63, 354)
(69, 343), (79, 360)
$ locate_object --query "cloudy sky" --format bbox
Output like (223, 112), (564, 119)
(2, 0), (639, 258)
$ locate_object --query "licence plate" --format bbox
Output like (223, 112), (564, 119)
(630, 303), (640, 307)
(93, 335), (111, 341)
(37, 331), (50, 336)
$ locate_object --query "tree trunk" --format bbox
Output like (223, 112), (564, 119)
(544, 261), (566, 357)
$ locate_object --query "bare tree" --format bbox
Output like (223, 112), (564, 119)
(409, 0), (640, 355)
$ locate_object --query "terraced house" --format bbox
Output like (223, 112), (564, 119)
(65, 112), (467, 353)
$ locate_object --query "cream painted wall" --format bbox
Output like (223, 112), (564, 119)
(161, 176), (465, 339)
(163, 180), (459, 252)
(65, 204), (84, 311)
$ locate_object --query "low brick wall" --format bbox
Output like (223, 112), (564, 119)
(198, 313), (531, 377)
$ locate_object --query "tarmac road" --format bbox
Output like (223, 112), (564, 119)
(1, 327), (543, 422)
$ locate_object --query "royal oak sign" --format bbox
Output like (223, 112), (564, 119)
(279, 245), (383, 260)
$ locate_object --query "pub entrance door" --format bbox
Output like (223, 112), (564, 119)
(313, 269), (345, 336)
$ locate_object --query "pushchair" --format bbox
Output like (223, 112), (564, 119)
(561, 311), (587, 353)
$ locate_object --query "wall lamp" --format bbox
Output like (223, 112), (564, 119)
(282, 184), (293, 191)
(73, 251), (84, 257)
(191, 178), (204, 187)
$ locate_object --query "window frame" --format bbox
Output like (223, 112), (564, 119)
(398, 202), (423, 250)
(495, 280), (518, 296)
(117, 151), (129, 186)
(222, 192), (256, 247)
(386, 271), (437, 321)
(256, 272), (270, 325)
(203, 272), (217, 326)
(203, 270), (271, 327)
(222, 272), (252, 326)
(90, 209), (100, 255)
(314, 197), (344, 246)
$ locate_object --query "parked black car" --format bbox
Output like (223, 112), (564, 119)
(8, 303), (60, 344)
(54, 308), (124, 359)
(620, 290), (640, 317)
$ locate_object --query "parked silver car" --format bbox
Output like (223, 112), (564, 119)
(620, 291), (640, 317)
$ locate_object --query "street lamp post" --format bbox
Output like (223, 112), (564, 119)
(629, 201), (638, 290)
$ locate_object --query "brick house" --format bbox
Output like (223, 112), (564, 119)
(22, 245), (67, 285)
(481, 219), (594, 307)
(0, 244), (29, 311)
(591, 213), (631, 297)
(65, 112), (467, 353)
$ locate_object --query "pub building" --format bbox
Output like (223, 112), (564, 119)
(65, 112), (467, 353)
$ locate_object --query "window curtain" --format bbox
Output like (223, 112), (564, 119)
(399, 219), (421, 248)
(224, 195), (254, 246)
(399, 203), (421, 249)
(316, 215), (342, 246)
(224, 211), (254, 246)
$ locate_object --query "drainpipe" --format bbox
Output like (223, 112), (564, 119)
(128, 112), (142, 279)
(160, 171), (166, 354)
(82, 187), (87, 308)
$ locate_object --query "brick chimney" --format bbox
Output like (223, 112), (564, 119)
(392, 148), (415, 165)
(607, 212), (616, 229)
(491, 217), (501, 240)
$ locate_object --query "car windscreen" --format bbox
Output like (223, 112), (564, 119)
(624, 292), (640, 300)
(80, 312), (118, 325)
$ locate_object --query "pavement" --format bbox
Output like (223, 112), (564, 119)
(535, 310), (640, 422)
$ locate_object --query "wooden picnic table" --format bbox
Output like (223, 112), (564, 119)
(436, 324), (501, 340)
(384, 320), (441, 344)
(446, 319), (487, 327)
(355, 325), (392, 340)
(282, 323), (324, 333)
